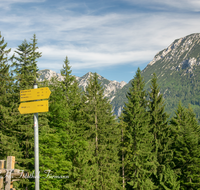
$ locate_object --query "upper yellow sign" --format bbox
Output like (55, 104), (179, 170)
(20, 87), (51, 102)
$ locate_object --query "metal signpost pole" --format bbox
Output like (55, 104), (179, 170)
(19, 83), (51, 190)
(33, 81), (39, 190)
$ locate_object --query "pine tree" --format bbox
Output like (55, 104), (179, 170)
(60, 56), (75, 93)
(30, 34), (42, 68)
(8, 34), (43, 189)
(0, 32), (14, 109)
(11, 34), (41, 89)
(122, 68), (156, 189)
(82, 72), (121, 189)
(60, 56), (91, 189)
(39, 77), (72, 189)
(39, 57), (90, 189)
(0, 32), (20, 160)
(148, 73), (179, 189)
(170, 102), (200, 189)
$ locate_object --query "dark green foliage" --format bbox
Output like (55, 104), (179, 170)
(39, 78), (72, 189)
(170, 102), (200, 189)
(83, 72), (121, 189)
(39, 57), (91, 189)
(60, 56), (75, 90)
(0, 33), (21, 161)
(148, 73), (179, 189)
(122, 68), (156, 189)
(118, 118), (127, 189)
(11, 35), (41, 89)
(60, 59), (90, 189)
(0, 32), (14, 106)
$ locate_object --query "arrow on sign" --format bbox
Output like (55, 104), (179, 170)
(18, 100), (49, 114)
(20, 87), (51, 102)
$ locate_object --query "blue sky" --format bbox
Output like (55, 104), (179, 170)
(1, 0), (200, 83)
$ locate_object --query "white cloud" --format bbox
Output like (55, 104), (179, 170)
(124, 0), (200, 11)
(0, 0), (46, 10)
(39, 45), (157, 69)
(2, 0), (200, 73)
(0, 0), (46, 4)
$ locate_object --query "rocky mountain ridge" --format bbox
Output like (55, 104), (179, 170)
(148, 33), (200, 66)
(113, 33), (200, 118)
(144, 33), (200, 79)
(37, 69), (126, 108)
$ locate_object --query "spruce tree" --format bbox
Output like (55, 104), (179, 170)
(170, 102), (200, 189)
(122, 68), (156, 189)
(0, 32), (14, 110)
(60, 56), (90, 189)
(8, 34), (43, 189)
(148, 73), (179, 189)
(60, 56), (75, 93)
(40, 57), (90, 189)
(83, 72), (121, 189)
(0, 32), (20, 160)
(38, 77), (72, 189)
(12, 35), (41, 89)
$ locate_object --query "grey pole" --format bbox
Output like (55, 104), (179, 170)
(33, 81), (39, 190)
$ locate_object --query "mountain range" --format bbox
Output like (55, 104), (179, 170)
(37, 69), (127, 115)
(37, 33), (200, 118)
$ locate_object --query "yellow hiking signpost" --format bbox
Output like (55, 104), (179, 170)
(18, 100), (49, 114)
(18, 83), (51, 190)
(20, 87), (51, 102)
(18, 87), (51, 114)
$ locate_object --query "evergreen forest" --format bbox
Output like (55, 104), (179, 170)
(1, 33), (200, 190)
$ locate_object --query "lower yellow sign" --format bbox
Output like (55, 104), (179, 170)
(18, 100), (49, 114)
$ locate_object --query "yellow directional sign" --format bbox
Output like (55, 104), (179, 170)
(18, 100), (49, 114)
(20, 87), (51, 102)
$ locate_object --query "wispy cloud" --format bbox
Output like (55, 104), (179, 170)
(38, 45), (157, 69)
(124, 0), (200, 11)
(0, 0), (46, 10)
(0, 0), (46, 5)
